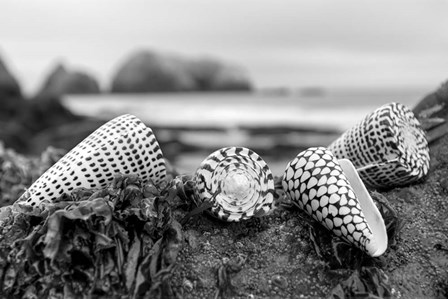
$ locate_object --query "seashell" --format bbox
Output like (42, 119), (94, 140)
(328, 102), (429, 188)
(15, 114), (166, 209)
(194, 147), (275, 222)
(282, 147), (387, 257)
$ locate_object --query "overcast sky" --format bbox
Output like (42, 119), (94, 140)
(1, 0), (448, 94)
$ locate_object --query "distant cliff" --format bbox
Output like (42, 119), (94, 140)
(111, 50), (252, 93)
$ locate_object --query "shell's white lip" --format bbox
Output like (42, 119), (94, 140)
(338, 158), (388, 257)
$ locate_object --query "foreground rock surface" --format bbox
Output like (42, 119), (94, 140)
(0, 130), (447, 298)
(170, 134), (448, 298)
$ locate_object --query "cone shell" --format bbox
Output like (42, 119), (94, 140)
(328, 102), (429, 188)
(282, 147), (387, 257)
(16, 114), (166, 209)
(194, 147), (275, 222)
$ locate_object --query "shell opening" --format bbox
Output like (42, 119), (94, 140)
(216, 162), (259, 213)
(221, 170), (251, 202)
(338, 159), (388, 257)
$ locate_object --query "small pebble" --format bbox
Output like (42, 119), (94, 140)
(271, 274), (288, 289)
(440, 177), (448, 193)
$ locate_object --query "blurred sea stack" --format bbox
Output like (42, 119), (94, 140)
(36, 62), (101, 97)
(0, 56), (21, 97)
(0, 54), (29, 150)
(0, 54), (25, 118)
(110, 50), (252, 93)
(0, 53), (87, 153)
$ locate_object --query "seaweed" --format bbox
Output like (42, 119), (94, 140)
(0, 173), (183, 298)
(328, 267), (391, 299)
(303, 190), (403, 298)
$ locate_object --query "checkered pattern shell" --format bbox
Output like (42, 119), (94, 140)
(282, 147), (378, 256)
(194, 147), (275, 222)
(16, 114), (166, 208)
(328, 102), (429, 188)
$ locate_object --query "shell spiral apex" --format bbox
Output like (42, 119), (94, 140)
(282, 147), (388, 257)
(194, 147), (275, 222)
(15, 114), (166, 209)
(328, 102), (429, 188)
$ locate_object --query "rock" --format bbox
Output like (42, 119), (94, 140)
(0, 55), (26, 119)
(413, 80), (448, 144)
(0, 54), (29, 150)
(111, 51), (195, 93)
(413, 80), (448, 119)
(37, 63), (100, 97)
(0, 55), (21, 98)
(188, 58), (252, 91)
(110, 50), (252, 93)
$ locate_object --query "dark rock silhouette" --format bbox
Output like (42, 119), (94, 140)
(413, 80), (448, 118)
(0, 55), (25, 118)
(111, 51), (196, 93)
(0, 54), (29, 150)
(0, 56), (21, 98)
(413, 80), (448, 144)
(188, 58), (252, 91)
(36, 63), (100, 97)
(0, 54), (86, 153)
(111, 50), (252, 93)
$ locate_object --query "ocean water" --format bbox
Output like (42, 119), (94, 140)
(62, 88), (428, 131)
(62, 88), (429, 174)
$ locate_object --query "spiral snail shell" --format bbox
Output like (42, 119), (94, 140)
(194, 147), (275, 222)
(15, 114), (166, 210)
(328, 102), (429, 188)
(282, 147), (387, 257)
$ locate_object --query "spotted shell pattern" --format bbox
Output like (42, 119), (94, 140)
(328, 102), (429, 188)
(16, 114), (166, 208)
(194, 147), (275, 222)
(282, 147), (375, 254)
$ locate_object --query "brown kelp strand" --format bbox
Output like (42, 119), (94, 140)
(0, 174), (182, 298)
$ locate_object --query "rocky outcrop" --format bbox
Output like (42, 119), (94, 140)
(0, 56), (21, 99)
(0, 55), (25, 118)
(111, 51), (195, 93)
(413, 80), (448, 143)
(37, 63), (100, 97)
(0, 54), (28, 150)
(187, 58), (252, 91)
(413, 80), (448, 118)
(110, 50), (252, 93)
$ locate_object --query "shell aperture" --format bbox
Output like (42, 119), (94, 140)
(194, 147), (275, 222)
(15, 114), (166, 209)
(282, 147), (388, 257)
(328, 102), (430, 188)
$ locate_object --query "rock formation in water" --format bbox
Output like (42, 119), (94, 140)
(0, 54), (29, 150)
(110, 50), (252, 93)
(36, 63), (100, 97)
(111, 51), (195, 93)
(0, 54), (85, 153)
(0, 56), (21, 98)
(187, 58), (252, 91)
